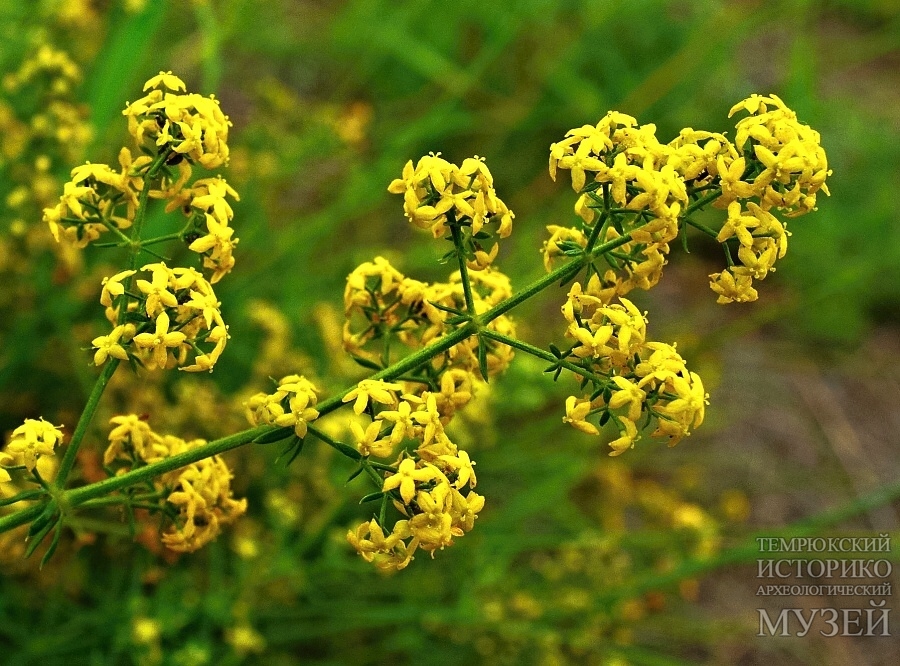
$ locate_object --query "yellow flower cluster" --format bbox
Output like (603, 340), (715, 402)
(547, 94), (830, 306)
(343, 380), (485, 571)
(726, 94), (830, 215)
(343, 256), (515, 377)
(708, 201), (787, 303)
(44, 73), (240, 284)
(184, 176), (240, 283)
(2, 418), (64, 474)
(387, 154), (514, 270)
(710, 94), (830, 302)
(245, 375), (321, 438)
(560, 287), (707, 455)
(40, 72), (240, 372)
(123, 71), (232, 169)
(155, 172), (241, 283)
(545, 111), (698, 306)
(103, 415), (246, 553)
(43, 150), (147, 247)
(93, 262), (228, 372)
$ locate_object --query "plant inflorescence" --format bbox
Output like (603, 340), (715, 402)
(0, 77), (829, 573)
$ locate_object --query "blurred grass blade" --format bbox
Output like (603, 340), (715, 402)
(85, 2), (167, 151)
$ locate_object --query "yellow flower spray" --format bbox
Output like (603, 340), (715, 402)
(0, 88), (829, 572)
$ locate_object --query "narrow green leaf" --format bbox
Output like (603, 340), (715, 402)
(359, 491), (385, 504)
(39, 521), (64, 569)
(346, 462), (366, 484)
(286, 438), (306, 466)
(379, 494), (389, 526)
(427, 300), (465, 316)
(86, 2), (167, 150)
(477, 336), (490, 382)
(349, 354), (383, 371)
(25, 518), (56, 559)
(26, 504), (56, 538)
(0, 489), (45, 507)
(252, 427), (293, 445)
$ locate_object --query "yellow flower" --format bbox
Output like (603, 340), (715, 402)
(662, 372), (708, 429)
(6, 418), (64, 471)
(91, 325), (131, 365)
(600, 298), (647, 355)
(136, 263), (179, 317)
(342, 379), (403, 415)
(556, 140), (606, 191)
(717, 202), (760, 247)
(133, 311), (186, 369)
(99, 269), (136, 307)
(709, 269), (758, 304)
(438, 449), (477, 489)
(377, 400), (417, 445)
(563, 396), (599, 436)
(350, 419), (393, 458)
(608, 376), (646, 422)
(608, 417), (639, 456)
(599, 152), (639, 206)
(143, 70), (186, 92)
(409, 394), (444, 446)
(571, 324), (615, 359)
(383, 458), (442, 504)
(184, 287), (221, 329)
(453, 491), (485, 532)
(635, 342), (686, 386)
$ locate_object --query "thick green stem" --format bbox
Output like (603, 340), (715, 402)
(0, 503), (45, 534)
(316, 321), (479, 418)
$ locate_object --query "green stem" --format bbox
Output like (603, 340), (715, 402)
(63, 425), (271, 507)
(449, 222), (476, 316)
(315, 321), (479, 418)
(480, 232), (632, 323)
(117, 150), (171, 326)
(0, 503), (44, 534)
(140, 231), (183, 247)
(98, 218), (132, 244)
(684, 188), (722, 216)
(684, 217), (719, 239)
(53, 358), (120, 489)
(127, 152), (170, 271)
(582, 183), (610, 253)
(480, 329), (611, 386)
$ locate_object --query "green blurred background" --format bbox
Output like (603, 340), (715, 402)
(0, 0), (898, 664)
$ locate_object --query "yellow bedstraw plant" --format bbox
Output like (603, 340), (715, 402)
(0, 82), (829, 571)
